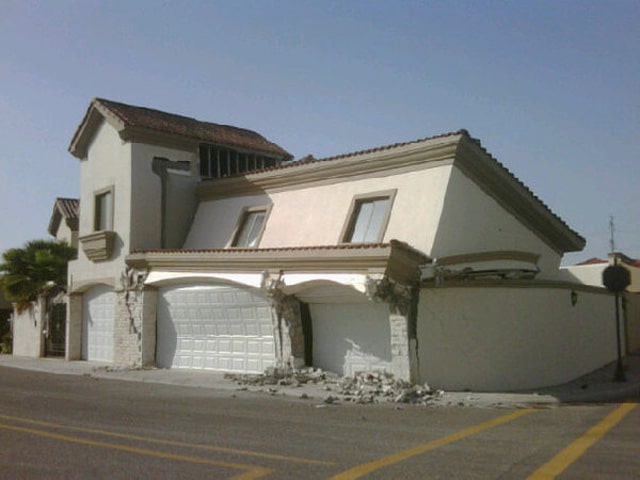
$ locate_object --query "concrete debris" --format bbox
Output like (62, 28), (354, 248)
(224, 368), (443, 406)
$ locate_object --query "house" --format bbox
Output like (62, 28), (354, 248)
(562, 253), (640, 355)
(8, 198), (79, 358)
(64, 98), (617, 391)
(48, 197), (80, 249)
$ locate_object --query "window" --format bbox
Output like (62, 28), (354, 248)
(342, 190), (396, 243)
(94, 188), (113, 231)
(231, 206), (270, 247)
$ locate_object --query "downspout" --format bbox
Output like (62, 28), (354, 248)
(152, 157), (191, 248)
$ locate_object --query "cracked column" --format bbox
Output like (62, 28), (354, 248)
(262, 271), (305, 370)
(366, 275), (418, 383)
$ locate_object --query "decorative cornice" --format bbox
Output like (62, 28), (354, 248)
(126, 241), (428, 285)
(436, 250), (540, 267)
(421, 277), (610, 294)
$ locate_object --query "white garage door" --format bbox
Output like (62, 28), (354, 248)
(82, 285), (115, 362)
(310, 302), (391, 377)
(157, 285), (275, 373)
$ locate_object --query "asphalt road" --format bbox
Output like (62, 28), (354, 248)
(0, 367), (637, 479)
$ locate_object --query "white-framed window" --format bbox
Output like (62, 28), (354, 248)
(230, 205), (271, 248)
(341, 190), (396, 243)
(94, 187), (114, 231)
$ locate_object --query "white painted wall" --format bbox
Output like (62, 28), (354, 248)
(186, 166), (453, 250)
(433, 167), (563, 278)
(130, 143), (198, 251)
(69, 119), (132, 287)
(310, 302), (392, 377)
(417, 286), (615, 391)
(11, 301), (43, 357)
(54, 221), (78, 249)
(187, 164), (565, 278)
(69, 120), (199, 290)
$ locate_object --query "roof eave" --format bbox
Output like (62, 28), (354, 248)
(454, 134), (586, 254)
(126, 242), (429, 285)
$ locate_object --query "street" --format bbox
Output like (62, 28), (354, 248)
(0, 367), (637, 479)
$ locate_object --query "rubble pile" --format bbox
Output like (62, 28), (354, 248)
(337, 371), (438, 405)
(225, 368), (442, 405)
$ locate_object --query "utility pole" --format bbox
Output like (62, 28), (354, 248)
(609, 215), (615, 253)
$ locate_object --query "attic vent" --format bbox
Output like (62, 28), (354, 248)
(199, 144), (281, 178)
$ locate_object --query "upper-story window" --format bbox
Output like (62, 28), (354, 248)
(341, 190), (396, 243)
(230, 206), (271, 248)
(94, 187), (114, 231)
(199, 145), (281, 178)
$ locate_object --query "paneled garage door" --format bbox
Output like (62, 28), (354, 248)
(82, 285), (115, 362)
(157, 285), (275, 373)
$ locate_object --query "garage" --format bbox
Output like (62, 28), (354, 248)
(82, 285), (115, 362)
(310, 302), (391, 377)
(157, 284), (275, 373)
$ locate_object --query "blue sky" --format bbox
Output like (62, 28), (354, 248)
(1, 0), (638, 264)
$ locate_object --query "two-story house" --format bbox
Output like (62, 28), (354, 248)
(65, 98), (616, 391)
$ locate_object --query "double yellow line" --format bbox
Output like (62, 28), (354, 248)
(0, 413), (333, 480)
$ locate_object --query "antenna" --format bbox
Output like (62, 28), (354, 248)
(609, 215), (615, 253)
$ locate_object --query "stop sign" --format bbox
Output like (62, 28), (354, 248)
(602, 265), (631, 293)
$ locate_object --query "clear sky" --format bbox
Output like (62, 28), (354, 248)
(1, 0), (638, 264)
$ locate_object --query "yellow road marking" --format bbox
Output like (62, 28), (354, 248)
(330, 408), (534, 480)
(526, 402), (638, 480)
(0, 422), (271, 480)
(0, 413), (332, 466)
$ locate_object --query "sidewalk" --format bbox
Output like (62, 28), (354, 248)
(1, 353), (638, 408)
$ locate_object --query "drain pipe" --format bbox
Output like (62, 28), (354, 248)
(152, 157), (190, 248)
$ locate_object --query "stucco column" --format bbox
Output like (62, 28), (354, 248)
(66, 292), (83, 360)
(114, 267), (150, 367)
(366, 276), (418, 383)
(262, 271), (306, 370)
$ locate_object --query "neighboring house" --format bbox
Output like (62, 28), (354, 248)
(9, 198), (79, 358)
(64, 98), (616, 391)
(48, 197), (80, 249)
(562, 254), (640, 354)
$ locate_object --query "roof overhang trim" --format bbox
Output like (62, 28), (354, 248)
(126, 242), (429, 286)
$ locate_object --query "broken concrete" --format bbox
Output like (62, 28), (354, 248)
(225, 368), (442, 406)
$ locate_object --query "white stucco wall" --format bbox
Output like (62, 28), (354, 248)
(69, 121), (199, 290)
(187, 164), (565, 278)
(11, 302), (44, 358)
(69, 120), (133, 287)
(433, 167), (563, 278)
(54, 221), (78, 249)
(186, 165), (453, 250)
(310, 302), (392, 377)
(417, 285), (615, 391)
(130, 143), (198, 251)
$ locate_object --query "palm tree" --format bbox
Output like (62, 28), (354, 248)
(0, 239), (76, 312)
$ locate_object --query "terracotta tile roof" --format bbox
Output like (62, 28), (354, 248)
(89, 98), (292, 159)
(54, 197), (79, 220)
(267, 130), (468, 173)
(576, 257), (608, 265)
(48, 197), (79, 236)
(134, 239), (430, 261)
